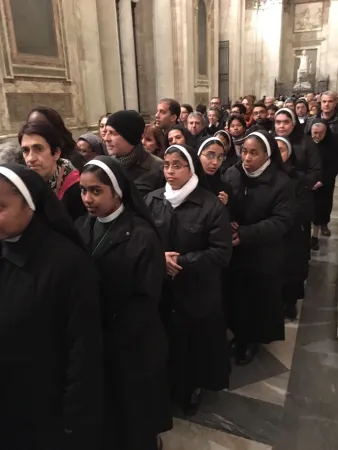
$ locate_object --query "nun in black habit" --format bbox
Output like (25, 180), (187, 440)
(76, 156), (172, 450)
(224, 131), (295, 365)
(145, 144), (232, 416)
(214, 130), (239, 175)
(0, 164), (102, 450)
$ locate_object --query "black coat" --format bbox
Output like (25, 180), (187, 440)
(62, 182), (87, 220)
(0, 216), (102, 450)
(126, 144), (164, 196)
(305, 112), (338, 136)
(144, 186), (232, 392)
(77, 208), (171, 447)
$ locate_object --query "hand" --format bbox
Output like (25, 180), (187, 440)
(232, 231), (240, 247)
(231, 222), (239, 232)
(218, 191), (229, 205)
(312, 181), (323, 191)
(165, 252), (183, 277)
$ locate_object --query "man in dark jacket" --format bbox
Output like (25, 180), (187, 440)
(247, 103), (273, 133)
(305, 90), (338, 136)
(104, 110), (164, 196)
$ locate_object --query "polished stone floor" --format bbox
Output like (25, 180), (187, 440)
(161, 191), (338, 450)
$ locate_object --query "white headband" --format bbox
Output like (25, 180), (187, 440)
(275, 137), (292, 158)
(197, 137), (224, 156)
(245, 131), (272, 157)
(165, 145), (195, 174)
(85, 159), (123, 198)
(0, 167), (36, 211)
(276, 108), (296, 125)
(215, 130), (232, 146)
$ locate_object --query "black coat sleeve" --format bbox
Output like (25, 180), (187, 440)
(238, 180), (295, 245)
(177, 203), (232, 273)
(304, 137), (322, 188)
(62, 183), (87, 221)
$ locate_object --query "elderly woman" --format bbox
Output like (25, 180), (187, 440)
(0, 140), (25, 164)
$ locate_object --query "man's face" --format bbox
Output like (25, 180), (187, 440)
(306, 93), (314, 102)
(155, 102), (176, 130)
(104, 126), (134, 156)
(188, 117), (204, 135)
(295, 103), (307, 118)
(21, 134), (60, 181)
(252, 106), (267, 123)
(180, 107), (190, 124)
(321, 95), (337, 115)
(210, 98), (221, 109)
(264, 97), (274, 107)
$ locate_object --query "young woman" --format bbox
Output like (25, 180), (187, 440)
(77, 132), (105, 162)
(142, 124), (165, 158)
(215, 130), (239, 174)
(224, 131), (295, 365)
(145, 144), (232, 416)
(197, 136), (231, 205)
(77, 156), (171, 450)
(98, 113), (112, 141)
(0, 164), (102, 450)
(308, 119), (338, 248)
(276, 136), (311, 320)
(274, 108), (321, 258)
(242, 95), (254, 127)
(227, 115), (247, 156)
(27, 106), (86, 170)
(167, 125), (194, 148)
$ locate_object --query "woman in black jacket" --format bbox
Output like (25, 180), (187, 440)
(214, 130), (239, 174)
(0, 164), (102, 450)
(276, 137), (311, 320)
(224, 131), (295, 365)
(309, 119), (338, 248)
(145, 144), (232, 416)
(274, 108), (321, 265)
(77, 156), (172, 450)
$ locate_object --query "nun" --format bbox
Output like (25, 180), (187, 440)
(224, 131), (295, 365)
(145, 144), (232, 416)
(214, 130), (239, 174)
(276, 137), (311, 320)
(197, 136), (232, 206)
(0, 164), (102, 450)
(77, 156), (172, 450)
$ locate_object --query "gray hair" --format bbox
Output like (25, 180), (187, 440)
(0, 140), (25, 165)
(312, 122), (327, 130)
(322, 91), (338, 101)
(188, 112), (204, 123)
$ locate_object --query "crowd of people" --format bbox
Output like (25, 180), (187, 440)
(0, 90), (337, 450)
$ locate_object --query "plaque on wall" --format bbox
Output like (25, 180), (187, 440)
(294, 2), (323, 33)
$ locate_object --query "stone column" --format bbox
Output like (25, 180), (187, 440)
(118, 0), (139, 110)
(326, 0), (338, 91)
(153, 0), (175, 101)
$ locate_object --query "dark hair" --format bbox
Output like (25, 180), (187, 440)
(81, 165), (116, 196)
(227, 115), (247, 129)
(143, 124), (165, 158)
(27, 106), (76, 158)
(181, 103), (193, 114)
(253, 102), (267, 111)
(267, 105), (278, 113)
(160, 98), (181, 121)
(295, 99), (309, 112)
(98, 113), (112, 130)
(166, 124), (194, 148)
(18, 121), (62, 155)
(231, 103), (246, 115)
(196, 104), (207, 115)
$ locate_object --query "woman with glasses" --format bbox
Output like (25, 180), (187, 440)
(145, 144), (232, 416)
(197, 137), (231, 206)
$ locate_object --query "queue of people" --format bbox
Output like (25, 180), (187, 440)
(0, 91), (337, 449)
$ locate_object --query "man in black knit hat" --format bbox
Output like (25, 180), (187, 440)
(104, 110), (164, 196)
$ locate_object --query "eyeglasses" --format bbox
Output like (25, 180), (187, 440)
(163, 163), (189, 171)
(201, 152), (225, 162)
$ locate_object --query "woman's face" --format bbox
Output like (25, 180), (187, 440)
(77, 140), (96, 162)
(242, 99), (251, 112)
(0, 178), (34, 240)
(208, 111), (218, 126)
(229, 119), (245, 138)
(199, 143), (225, 175)
(168, 129), (185, 146)
(142, 131), (157, 153)
(274, 113), (294, 137)
(267, 109), (276, 122)
(215, 134), (230, 153)
(310, 105), (319, 116)
(163, 152), (192, 190)
(99, 117), (108, 140)
(241, 137), (269, 173)
(277, 140), (289, 163)
(284, 102), (295, 110)
(80, 171), (121, 218)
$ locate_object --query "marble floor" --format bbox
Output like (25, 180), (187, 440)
(161, 191), (338, 450)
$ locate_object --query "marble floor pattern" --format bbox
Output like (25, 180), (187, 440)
(162, 192), (338, 449)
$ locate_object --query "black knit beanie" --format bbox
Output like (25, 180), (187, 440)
(106, 110), (145, 146)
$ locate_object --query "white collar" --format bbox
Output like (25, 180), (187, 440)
(97, 203), (125, 223)
(5, 235), (22, 242)
(164, 174), (199, 209)
(242, 159), (271, 178)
